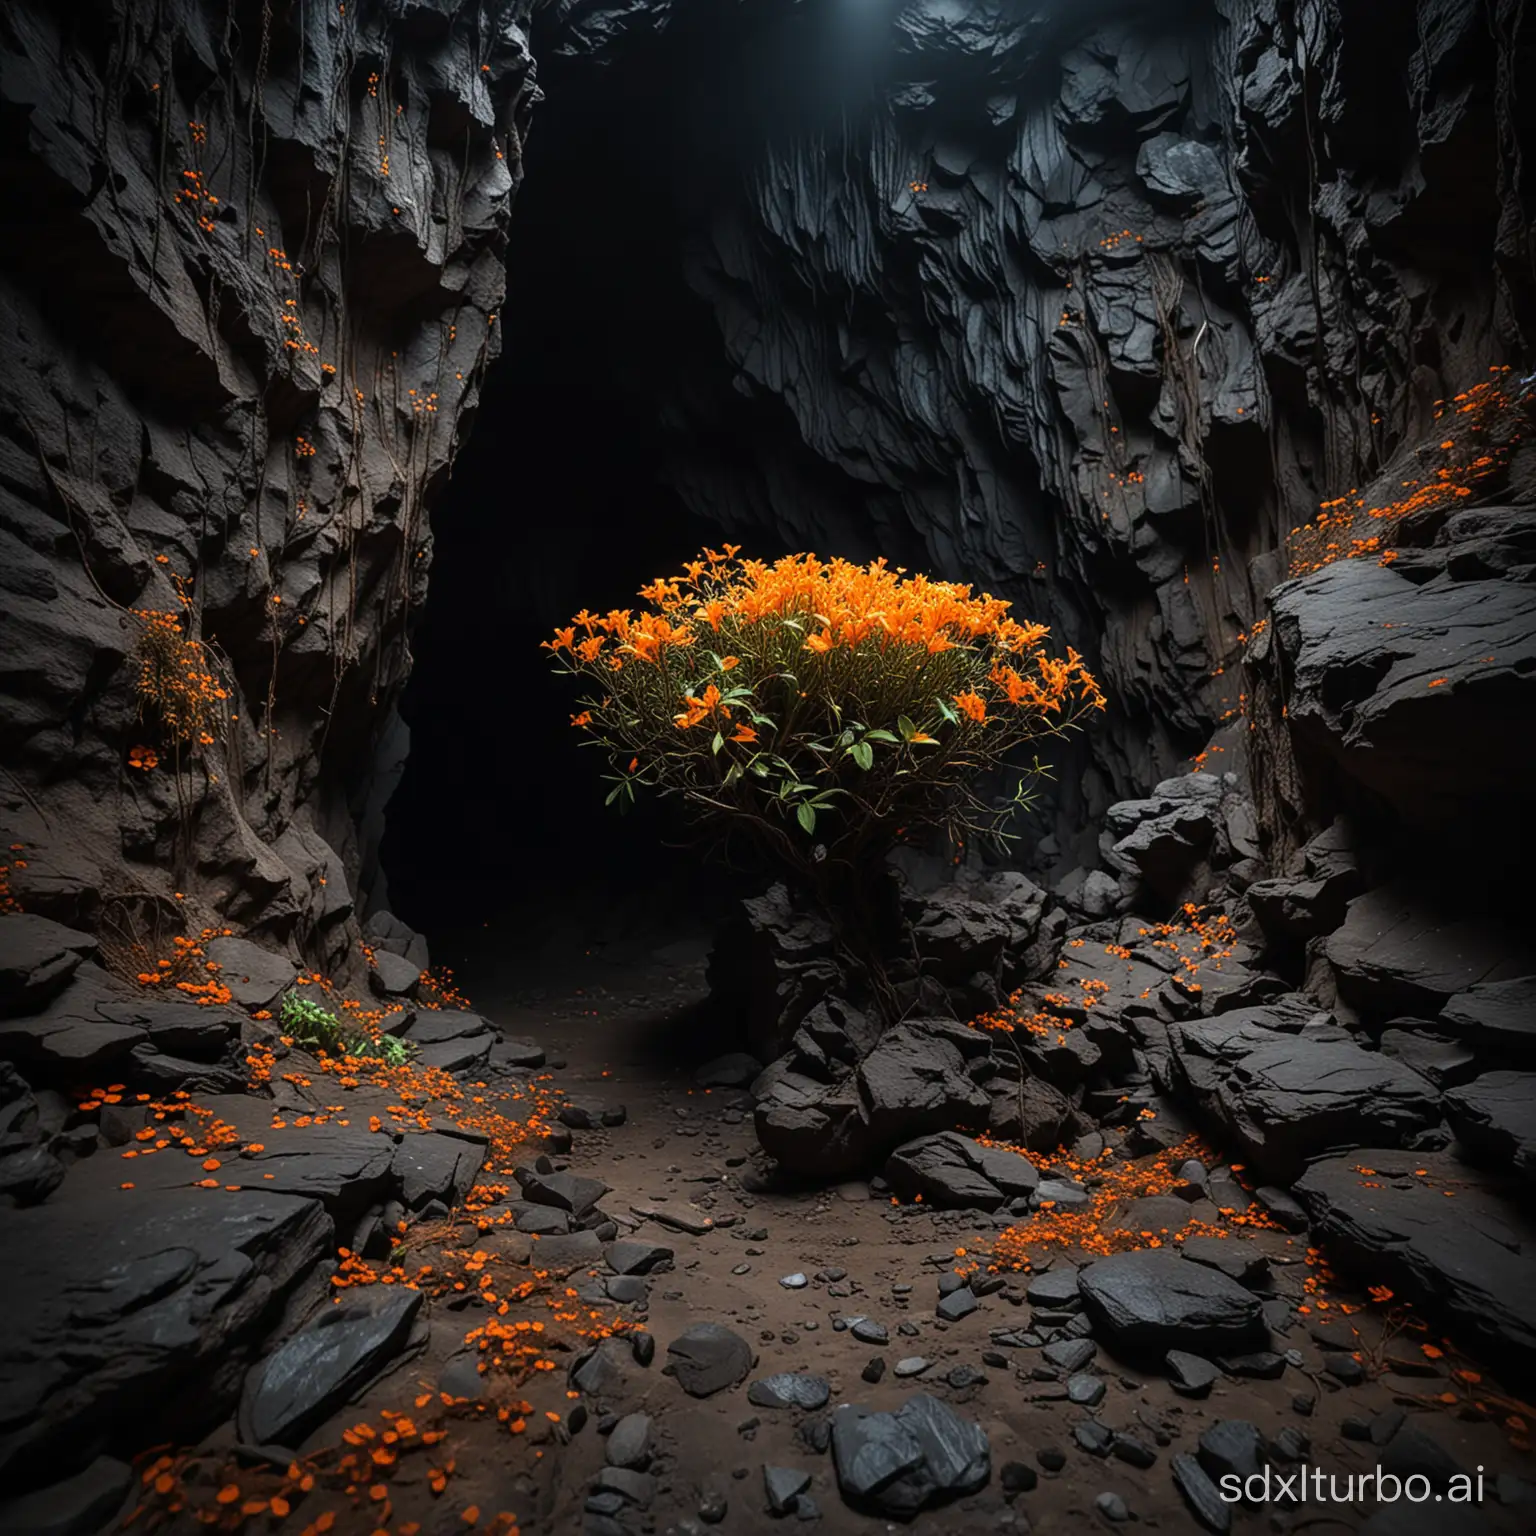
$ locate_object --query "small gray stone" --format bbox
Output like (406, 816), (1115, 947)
(936, 1287), (977, 1322)
(606, 1413), (653, 1470)
(748, 1374), (831, 1411)
(763, 1466), (811, 1515)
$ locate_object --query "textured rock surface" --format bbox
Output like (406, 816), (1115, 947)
(830, 1394), (990, 1518)
(1295, 1149), (1536, 1386)
(0, 0), (539, 965)
(0, 1186), (332, 1487)
(1076, 1249), (1266, 1358)
(1169, 1002), (1442, 1183)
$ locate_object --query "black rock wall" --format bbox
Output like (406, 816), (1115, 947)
(1, 0), (1531, 948)
(527, 0), (1533, 872)
(0, 0), (536, 965)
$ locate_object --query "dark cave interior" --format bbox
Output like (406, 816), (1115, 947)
(381, 2), (935, 936)
(4, 1), (1536, 1529)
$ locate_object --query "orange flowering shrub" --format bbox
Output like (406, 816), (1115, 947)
(131, 606), (228, 750)
(544, 549), (1105, 881)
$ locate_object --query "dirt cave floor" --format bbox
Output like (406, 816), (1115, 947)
(125, 926), (1536, 1536)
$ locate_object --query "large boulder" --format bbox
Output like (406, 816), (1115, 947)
(1443, 1073), (1536, 1182)
(0, 1187), (332, 1493)
(1245, 820), (1364, 947)
(1294, 1149), (1536, 1387)
(1169, 1007), (1440, 1184)
(1076, 1250), (1266, 1358)
(754, 1018), (991, 1178)
(1266, 556), (1536, 830)
(1323, 885), (1534, 1021)
(238, 1286), (424, 1449)
(830, 1394), (990, 1518)
(883, 1131), (1039, 1210)
(1104, 773), (1234, 898)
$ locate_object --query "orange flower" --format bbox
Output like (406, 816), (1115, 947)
(954, 690), (987, 724)
(569, 711), (592, 728)
(730, 725), (757, 744)
(127, 745), (160, 771)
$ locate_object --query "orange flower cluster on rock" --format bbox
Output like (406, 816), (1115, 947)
(131, 604), (229, 749)
(1287, 367), (1526, 576)
(984, 1135), (1282, 1265)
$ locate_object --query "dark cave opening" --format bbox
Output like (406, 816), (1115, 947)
(379, 15), (797, 942)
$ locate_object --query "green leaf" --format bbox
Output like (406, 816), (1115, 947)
(749, 759), (773, 778)
(897, 715), (917, 742)
(851, 741), (874, 770)
(605, 784), (623, 807)
(722, 763), (744, 788)
(864, 729), (900, 745)
(711, 731), (724, 755)
(796, 802), (816, 834)
(936, 698), (959, 724)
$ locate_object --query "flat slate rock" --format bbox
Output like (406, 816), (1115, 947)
(1170, 1011), (1439, 1183)
(491, 1037), (546, 1069)
(404, 1009), (497, 1045)
(530, 1229), (605, 1270)
(0, 1186), (330, 1490)
(667, 1324), (753, 1397)
(1294, 1148), (1536, 1386)
(1439, 977), (1536, 1061)
(204, 937), (298, 1010)
(68, 1091), (395, 1222)
(519, 1167), (608, 1216)
(1077, 1250), (1265, 1358)
(390, 1132), (485, 1211)
(412, 1033), (494, 1073)
(238, 1286), (423, 1448)
(883, 1130), (1039, 1211)
(1444, 1072), (1536, 1182)
(1323, 882), (1534, 1021)
(830, 1393), (989, 1518)
(0, 913), (96, 1016)
(0, 964), (159, 1076)
(1180, 1235), (1268, 1286)
(369, 949), (423, 998)
(936, 1287), (977, 1322)
(605, 1239), (674, 1275)
(0, 1454), (132, 1536)
(748, 1373), (832, 1411)
(1024, 1267), (1081, 1308)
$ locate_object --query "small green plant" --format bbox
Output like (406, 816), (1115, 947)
(277, 991), (415, 1064)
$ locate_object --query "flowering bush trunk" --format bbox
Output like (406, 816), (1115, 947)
(545, 549), (1105, 1008)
